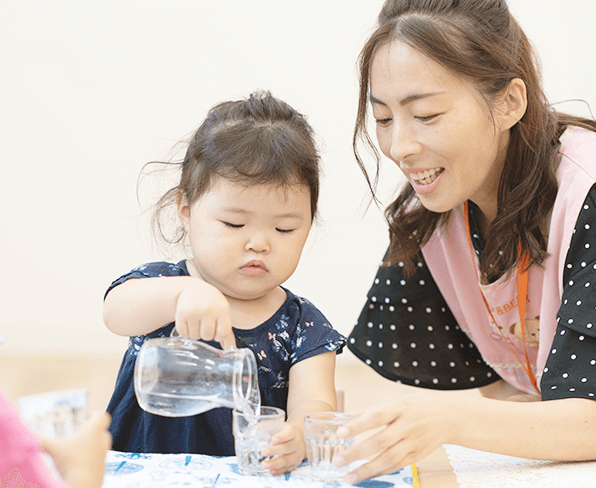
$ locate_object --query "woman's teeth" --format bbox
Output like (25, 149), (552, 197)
(411, 167), (444, 185)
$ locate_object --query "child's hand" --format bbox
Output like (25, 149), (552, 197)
(260, 422), (306, 476)
(175, 280), (236, 350)
(41, 411), (112, 488)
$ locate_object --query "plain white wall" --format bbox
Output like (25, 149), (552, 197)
(1, 1), (595, 357)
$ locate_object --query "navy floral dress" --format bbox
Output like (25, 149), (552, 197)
(105, 261), (346, 455)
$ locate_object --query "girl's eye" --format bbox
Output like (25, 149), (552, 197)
(276, 228), (295, 234)
(375, 118), (392, 126)
(223, 222), (244, 228)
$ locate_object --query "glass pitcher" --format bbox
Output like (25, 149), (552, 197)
(134, 330), (260, 417)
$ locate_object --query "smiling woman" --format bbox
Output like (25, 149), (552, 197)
(338, 0), (596, 484)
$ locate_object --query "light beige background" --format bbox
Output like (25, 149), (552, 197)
(1, 0), (595, 361)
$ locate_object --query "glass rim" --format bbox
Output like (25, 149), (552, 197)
(304, 411), (355, 424)
(232, 405), (285, 419)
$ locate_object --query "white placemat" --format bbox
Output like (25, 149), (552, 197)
(102, 451), (416, 487)
(445, 444), (596, 487)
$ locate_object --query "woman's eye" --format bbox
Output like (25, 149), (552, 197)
(223, 222), (244, 228)
(415, 114), (440, 123)
(276, 228), (295, 234)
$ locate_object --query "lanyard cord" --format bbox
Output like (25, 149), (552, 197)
(463, 201), (540, 394)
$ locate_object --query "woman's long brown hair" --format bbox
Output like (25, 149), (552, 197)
(355, 0), (596, 280)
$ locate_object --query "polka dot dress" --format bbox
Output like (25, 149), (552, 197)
(347, 254), (498, 390)
(349, 186), (596, 399)
(541, 187), (596, 400)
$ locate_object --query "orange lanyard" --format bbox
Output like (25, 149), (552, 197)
(463, 201), (540, 394)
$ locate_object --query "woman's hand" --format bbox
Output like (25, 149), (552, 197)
(260, 422), (306, 475)
(41, 411), (112, 488)
(175, 281), (236, 350)
(331, 392), (457, 484)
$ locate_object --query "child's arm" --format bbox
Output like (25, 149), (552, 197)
(260, 351), (338, 475)
(103, 276), (236, 349)
(40, 411), (112, 488)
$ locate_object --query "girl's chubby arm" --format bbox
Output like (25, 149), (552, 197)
(102, 276), (236, 350)
(260, 351), (338, 475)
(331, 390), (596, 484)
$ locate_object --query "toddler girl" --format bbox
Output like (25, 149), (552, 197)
(103, 91), (345, 475)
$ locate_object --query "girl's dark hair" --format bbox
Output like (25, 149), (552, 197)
(150, 90), (320, 244)
(355, 0), (596, 280)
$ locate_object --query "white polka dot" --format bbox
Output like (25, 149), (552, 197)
(367, 322), (374, 328)
(584, 204), (590, 210)
(425, 307), (432, 313)
(450, 362), (456, 367)
(428, 326), (434, 331)
(417, 262), (423, 268)
(390, 324), (396, 331)
(394, 361), (400, 367)
(374, 278), (380, 284)
(582, 378), (588, 383)
(580, 336), (585, 341)
(552, 348), (557, 354)
(385, 298), (390, 303)
(389, 306), (395, 312)
(400, 280), (406, 286)
(568, 319), (574, 324)
(429, 344), (435, 349)
(569, 280), (574, 286)
(414, 379), (420, 385)
(369, 304), (375, 310)
(371, 296), (377, 302)
(571, 354), (577, 360)
(588, 323), (593, 329)
(349, 338), (355, 344)
(451, 378), (457, 383)
(366, 359), (371, 365)
(401, 298), (408, 304)
(379, 305), (384, 311)
(386, 279), (391, 285)
(366, 340), (372, 347)
(379, 324), (384, 329)
(544, 367), (549, 373)
(577, 300), (582, 306)
(586, 282), (591, 288)
(445, 325), (450, 331)
(432, 378), (439, 384)
(409, 324), (415, 330)
(378, 342), (383, 348)
(407, 307), (413, 312)
(582, 262), (587, 267)
(419, 280), (426, 286)
(590, 393), (595, 397)
(392, 343), (398, 349)
(567, 263), (573, 269)
(447, 343), (454, 349)
(378, 361), (383, 367)
(430, 361), (437, 367)
(561, 330), (566, 335)
(470, 377), (476, 382)
(591, 360), (596, 366)
(398, 261), (404, 267)
(551, 385), (557, 390)
(563, 373), (569, 378)
(412, 361), (418, 366)
(410, 342), (417, 349)
(570, 388), (576, 392)
(586, 243), (591, 249)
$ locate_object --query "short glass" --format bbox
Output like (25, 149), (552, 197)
(232, 406), (285, 475)
(304, 411), (356, 481)
(17, 388), (90, 437)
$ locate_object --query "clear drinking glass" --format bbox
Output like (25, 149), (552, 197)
(134, 330), (260, 417)
(232, 406), (286, 475)
(304, 412), (356, 481)
(17, 388), (90, 437)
